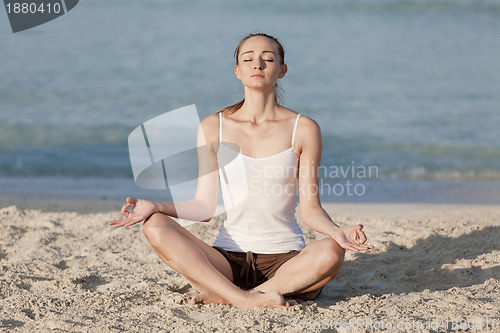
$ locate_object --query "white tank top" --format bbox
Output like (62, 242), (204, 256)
(214, 112), (305, 254)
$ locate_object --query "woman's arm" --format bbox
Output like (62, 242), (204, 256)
(154, 115), (220, 221)
(110, 115), (220, 227)
(297, 116), (373, 252)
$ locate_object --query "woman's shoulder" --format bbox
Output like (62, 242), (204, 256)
(199, 113), (221, 143)
(279, 106), (320, 133)
(280, 108), (321, 156)
(201, 112), (220, 126)
(299, 115), (320, 135)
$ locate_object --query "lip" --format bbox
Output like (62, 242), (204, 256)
(251, 74), (265, 77)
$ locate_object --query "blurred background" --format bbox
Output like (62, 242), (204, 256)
(1, 0), (499, 204)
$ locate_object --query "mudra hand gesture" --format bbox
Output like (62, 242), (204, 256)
(109, 197), (158, 228)
(330, 225), (373, 252)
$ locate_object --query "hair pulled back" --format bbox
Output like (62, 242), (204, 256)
(218, 33), (285, 115)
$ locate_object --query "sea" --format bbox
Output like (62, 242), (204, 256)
(1, 0), (500, 204)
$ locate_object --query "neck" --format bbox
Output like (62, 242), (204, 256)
(240, 87), (278, 124)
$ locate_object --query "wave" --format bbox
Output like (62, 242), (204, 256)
(322, 135), (500, 181)
(0, 124), (131, 148)
(1, 124), (499, 180)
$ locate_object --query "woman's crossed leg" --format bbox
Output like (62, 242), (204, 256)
(142, 213), (285, 308)
(143, 213), (345, 307)
(254, 238), (345, 300)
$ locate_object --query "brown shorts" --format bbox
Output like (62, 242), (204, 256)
(213, 247), (300, 290)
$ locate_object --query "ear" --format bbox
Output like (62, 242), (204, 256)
(234, 64), (241, 80)
(278, 64), (287, 79)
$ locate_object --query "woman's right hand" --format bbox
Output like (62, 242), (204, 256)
(109, 197), (159, 228)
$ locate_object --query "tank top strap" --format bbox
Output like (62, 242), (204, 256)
(219, 112), (223, 143)
(291, 113), (301, 149)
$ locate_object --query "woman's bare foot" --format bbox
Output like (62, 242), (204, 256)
(239, 290), (288, 308)
(189, 291), (228, 305)
(189, 290), (287, 308)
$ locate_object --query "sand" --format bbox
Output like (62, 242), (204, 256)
(0, 202), (499, 332)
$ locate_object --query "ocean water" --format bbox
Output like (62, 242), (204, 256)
(1, 0), (500, 203)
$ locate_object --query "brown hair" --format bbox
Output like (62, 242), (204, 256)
(218, 33), (285, 115)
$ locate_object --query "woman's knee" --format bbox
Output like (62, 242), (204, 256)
(313, 238), (345, 275)
(142, 213), (177, 245)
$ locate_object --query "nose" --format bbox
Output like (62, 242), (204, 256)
(253, 58), (265, 70)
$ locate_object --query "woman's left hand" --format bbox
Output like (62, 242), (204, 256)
(330, 225), (374, 252)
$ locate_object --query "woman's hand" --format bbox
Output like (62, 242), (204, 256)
(109, 197), (159, 228)
(330, 224), (374, 252)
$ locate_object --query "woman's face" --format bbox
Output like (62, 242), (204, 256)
(234, 36), (287, 91)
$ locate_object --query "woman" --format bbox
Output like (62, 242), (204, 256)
(110, 33), (373, 308)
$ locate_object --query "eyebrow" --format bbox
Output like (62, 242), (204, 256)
(240, 50), (276, 56)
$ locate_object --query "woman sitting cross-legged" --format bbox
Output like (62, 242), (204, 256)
(110, 32), (373, 308)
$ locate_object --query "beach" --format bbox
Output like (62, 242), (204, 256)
(1, 200), (498, 332)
